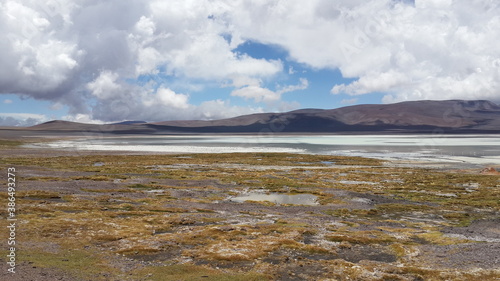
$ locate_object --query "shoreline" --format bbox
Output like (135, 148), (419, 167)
(14, 133), (500, 170)
(2, 127), (500, 138)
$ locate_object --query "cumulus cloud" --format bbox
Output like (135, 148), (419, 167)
(152, 88), (189, 109)
(87, 71), (122, 100)
(0, 113), (48, 126)
(85, 77), (260, 122)
(195, 99), (264, 120)
(231, 86), (279, 103)
(62, 113), (104, 125)
(331, 71), (410, 95)
(231, 78), (308, 103)
(1, 0), (499, 124)
(226, 0), (500, 103)
(0, 0), (285, 122)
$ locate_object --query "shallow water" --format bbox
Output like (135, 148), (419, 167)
(230, 193), (318, 206)
(27, 135), (500, 165)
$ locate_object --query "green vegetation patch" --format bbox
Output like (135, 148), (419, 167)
(0, 139), (24, 147)
(19, 248), (117, 281)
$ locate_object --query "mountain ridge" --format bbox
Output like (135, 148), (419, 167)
(29, 100), (500, 134)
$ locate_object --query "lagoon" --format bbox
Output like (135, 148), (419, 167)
(28, 134), (500, 165)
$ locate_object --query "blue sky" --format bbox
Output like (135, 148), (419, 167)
(0, 0), (499, 125)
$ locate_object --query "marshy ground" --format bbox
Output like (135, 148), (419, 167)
(0, 139), (499, 280)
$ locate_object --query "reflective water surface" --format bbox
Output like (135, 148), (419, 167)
(27, 135), (500, 165)
(230, 193), (318, 206)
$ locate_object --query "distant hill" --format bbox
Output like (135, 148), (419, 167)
(29, 100), (500, 134)
(111, 121), (147, 125)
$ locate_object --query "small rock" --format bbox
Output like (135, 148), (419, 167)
(480, 167), (500, 175)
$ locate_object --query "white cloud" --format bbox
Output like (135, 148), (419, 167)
(332, 71), (409, 95)
(0, 1), (83, 99)
(87, 81), (263, 122)
(196, 99), (264, 120)
(155, 88), (189, 109)
(135, 16), (155, 37)
(416, 0), (452, 9)
(0, 113), (48, 126)
(230, 75), (262, 88)
(62, 113), (104, 124)
(0, 113), (46, 119)
(231, 78), (308, 103)
(226, 0), (500, 103)
(231, 86), (279, 103)
(135, 47), (161, 76)
(277, 78), (309, 94)
(3, 99), (13, 104)
(86, 71), (121, 99)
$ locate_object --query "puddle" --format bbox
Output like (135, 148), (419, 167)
(93, 162), (105, 166)
(339, 180), (377, 185)
(230, 193), (318, 206)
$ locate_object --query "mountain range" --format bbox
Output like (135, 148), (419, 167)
(29, 100), (500, 134)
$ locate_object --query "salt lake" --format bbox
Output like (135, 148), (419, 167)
(27, 134), (500, 166)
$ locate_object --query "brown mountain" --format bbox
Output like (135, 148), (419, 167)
(29, 100), (500, 134)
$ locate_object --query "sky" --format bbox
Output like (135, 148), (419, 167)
(0, 0), (499, 126)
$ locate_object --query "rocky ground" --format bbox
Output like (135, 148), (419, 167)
(0, 140), (499, 280)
